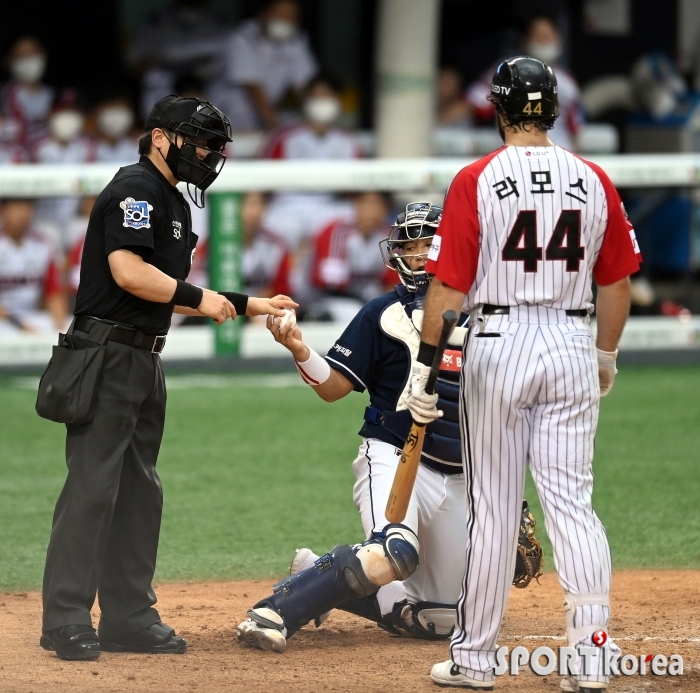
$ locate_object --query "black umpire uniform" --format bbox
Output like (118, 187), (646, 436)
(40, 96), (234, 660)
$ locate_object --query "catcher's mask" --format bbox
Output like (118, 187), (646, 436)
(146, 95), (232, 208)
(380, 202), (442, 294)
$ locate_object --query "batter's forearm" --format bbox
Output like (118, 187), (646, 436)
(421, 279), (466, 348)
(595, 277), (631, 352)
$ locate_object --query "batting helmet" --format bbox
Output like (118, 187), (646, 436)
(488, 56), (559, 124)
(380, 202), (442, 294)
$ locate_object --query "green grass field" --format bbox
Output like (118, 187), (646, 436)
(1, 366), (699, 591)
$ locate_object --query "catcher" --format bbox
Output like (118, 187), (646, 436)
(236, 203), (543, 653)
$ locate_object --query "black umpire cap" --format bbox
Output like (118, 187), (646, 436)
(488, 56), (559, 122)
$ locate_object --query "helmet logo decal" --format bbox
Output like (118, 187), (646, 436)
(492, 84), (511, 95)
(527, 92), (542, 100)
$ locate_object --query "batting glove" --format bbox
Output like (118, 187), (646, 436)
(406, 363), (443, 425)
(597, 348), (618, 397)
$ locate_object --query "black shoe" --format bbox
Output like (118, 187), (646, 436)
(40, 625), (101, 661)
(99, 622), (187, 654)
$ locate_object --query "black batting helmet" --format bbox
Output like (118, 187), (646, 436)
(488, 56), (559, 124)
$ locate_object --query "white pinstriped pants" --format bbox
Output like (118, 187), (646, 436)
(450, 307), (612, 680)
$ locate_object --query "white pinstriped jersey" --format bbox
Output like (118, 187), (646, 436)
(427, 145), (641, 310)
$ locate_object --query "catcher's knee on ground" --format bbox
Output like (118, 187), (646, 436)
(243, 525), (419, 639)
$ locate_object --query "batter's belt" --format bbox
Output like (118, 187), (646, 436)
(482, 304), (588, 317)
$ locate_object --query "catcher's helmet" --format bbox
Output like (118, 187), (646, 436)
(146, 95), (232, 207)
(488, 56), (559, 123)
(380, 202), (442, 294)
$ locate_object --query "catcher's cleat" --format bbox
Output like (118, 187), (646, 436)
(236, 608), (287, 653)
(289, 548), (330, 628)
(430, 661), (495, 689)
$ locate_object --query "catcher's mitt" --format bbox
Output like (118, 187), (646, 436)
(512, 500), (544, 589)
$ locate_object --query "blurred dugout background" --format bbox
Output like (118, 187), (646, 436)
(1, 0), (700, 365)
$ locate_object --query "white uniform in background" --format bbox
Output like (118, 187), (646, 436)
(261, 122), (357, 250)
(0, 230), (62, 334)
(32, 136), (96, 249)
(210, 19), (317, 131)
(426, 144), (641, 688)
(95, 137), (138, 164)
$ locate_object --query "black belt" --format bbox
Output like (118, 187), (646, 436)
(74, 316), (167, 354)
(482, 304), (588, 317)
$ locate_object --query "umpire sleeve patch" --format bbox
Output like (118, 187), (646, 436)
(120, 198), (153, 229)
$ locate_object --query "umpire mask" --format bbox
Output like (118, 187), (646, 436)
(146, 96), (233, 208)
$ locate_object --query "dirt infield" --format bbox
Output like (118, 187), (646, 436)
(1, 571), (698, 693)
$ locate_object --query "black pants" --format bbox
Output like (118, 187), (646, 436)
(42, 320), (167, 634)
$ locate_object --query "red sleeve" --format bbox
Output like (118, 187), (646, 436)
(259, 126), (290, 159)
(43, 259), (63, 297)
(426, 151), (503, 293)
(271, 250), (292, 296)
(311, 222), (349, 290)
(586, 161), (642, 285)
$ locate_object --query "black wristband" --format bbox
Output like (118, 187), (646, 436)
(218, 291), (249, 316)
(417, 340), (438, 367)
(172, 280), (204, 309)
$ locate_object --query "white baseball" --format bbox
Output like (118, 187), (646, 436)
(278, 309), (296, 329)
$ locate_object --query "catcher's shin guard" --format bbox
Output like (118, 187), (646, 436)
(254, 544), (380, 637)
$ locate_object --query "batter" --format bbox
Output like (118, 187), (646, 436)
(414, 58), (641, 691)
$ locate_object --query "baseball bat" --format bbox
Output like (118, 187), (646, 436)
(385, 309), (459, 523)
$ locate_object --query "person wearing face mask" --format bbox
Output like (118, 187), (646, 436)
(38, 94), (297, 663)
(209, 0), (317, 131)
(94, 96), (139, 163)
(258, 74), (358, 253)
(260, 73), (357, 159)
(31, 94), (97, 249)
(126, 0), (228, 120)
(1, 35), (54, 152)
(466, 13), (583, 150)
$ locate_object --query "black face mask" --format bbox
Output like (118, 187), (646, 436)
(160, 136), (225, 208)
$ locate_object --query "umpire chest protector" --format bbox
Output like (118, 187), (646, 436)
(363, 290), (466, 474)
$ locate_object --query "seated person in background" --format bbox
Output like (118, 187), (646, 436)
(0, 199), (67, 333)
(1, 35), (54, 152)
(260, 73), (358, 159)
(0, 114), (27, 163)
(309, 192), (396, 322)
(436, 66), (471, 128)
(31, 93), (96, 249)
(466, 13), (582, 150)
(93, 93), (138, 163)
(210, 0), (317, 131)
(126, 0), (227, 120)
(261, 73), (357, 250)
(241, 192), (292, 299)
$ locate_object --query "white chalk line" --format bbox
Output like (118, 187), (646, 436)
(505, 635), (700, 644)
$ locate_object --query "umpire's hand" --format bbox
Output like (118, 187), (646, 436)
(198, 289), (237, 324)
(247, 295), (298, 318)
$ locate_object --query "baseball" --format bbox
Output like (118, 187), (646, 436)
(276, 308), (296, 329)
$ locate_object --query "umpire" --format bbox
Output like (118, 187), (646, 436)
(39, 95), (293, 661)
